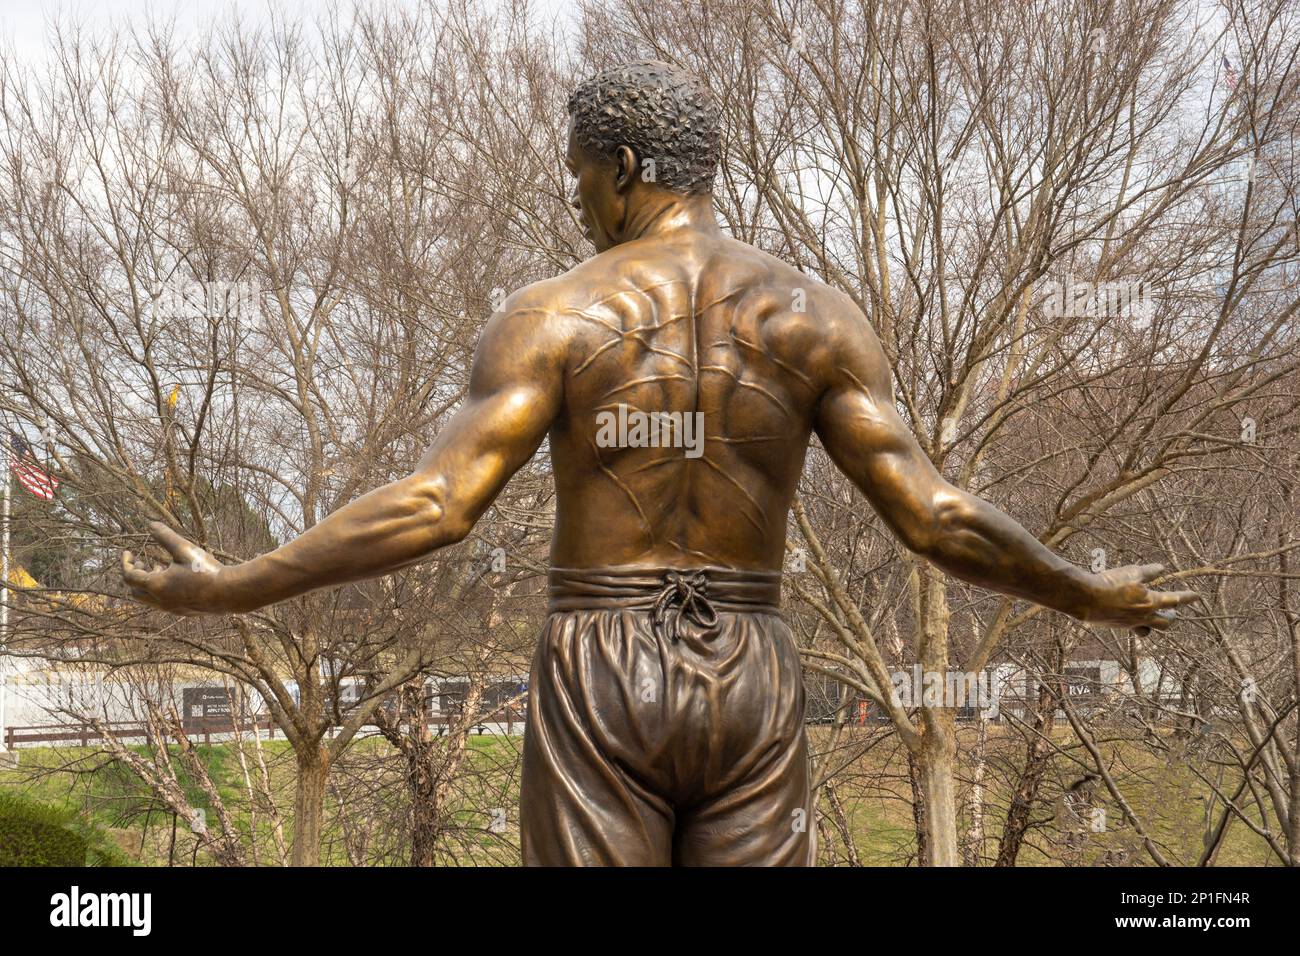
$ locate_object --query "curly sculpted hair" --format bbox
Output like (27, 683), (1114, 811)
(567, 60), (722, 196)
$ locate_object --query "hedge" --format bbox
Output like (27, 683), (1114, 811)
(0, 791), (128, 866)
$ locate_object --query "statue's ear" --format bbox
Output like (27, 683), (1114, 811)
(614, 145), (638, 193)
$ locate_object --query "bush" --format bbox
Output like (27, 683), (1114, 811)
(0, 791), (128, 866)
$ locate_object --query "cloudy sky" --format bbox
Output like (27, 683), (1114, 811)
(0, 0), (576, 65)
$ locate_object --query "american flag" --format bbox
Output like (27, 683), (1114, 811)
(7, 430), (59, 500)
(1224, 55), (1239, 91)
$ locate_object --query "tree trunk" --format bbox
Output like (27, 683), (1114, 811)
(918, 716), (960, 866)
(995, 674), (1059, 866)
(907, 750), (928, 865)
(914, 564), (959, 866)
(389, 678), (484, 866)
(292, 747), (330, 866)
(962, 715), (988, 866)
(408, 736), (440, 867)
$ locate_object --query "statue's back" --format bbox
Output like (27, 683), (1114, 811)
(548, 231), (826, 571)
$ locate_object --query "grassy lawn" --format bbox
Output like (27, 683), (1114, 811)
(0, 726), (1281, 865)
(0, 734), (522, 866)
(810, 725), (1278, 866)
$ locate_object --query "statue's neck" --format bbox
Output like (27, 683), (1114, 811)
(621, 192), (720, 244)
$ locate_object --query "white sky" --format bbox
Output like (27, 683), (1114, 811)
(0, 0), (577, 65)
(0, 1), (308, 47)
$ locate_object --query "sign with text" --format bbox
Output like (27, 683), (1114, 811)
(1063, 665), (1102, 698)
(181, 686), (240, 729)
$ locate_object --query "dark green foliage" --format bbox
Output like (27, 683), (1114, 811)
(0, 791), (129, 866)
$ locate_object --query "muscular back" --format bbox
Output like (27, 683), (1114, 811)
(524, 231), (846, 571)
(123, 206), (1190, 635)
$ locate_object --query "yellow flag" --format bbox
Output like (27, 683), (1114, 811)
(8, 564), (40, 588)
(165, 384), (180, 506)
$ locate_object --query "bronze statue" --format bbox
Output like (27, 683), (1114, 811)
(122, 61), (1199, 866)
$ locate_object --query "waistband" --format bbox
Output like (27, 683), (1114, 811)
(548, 565), (783, 612)
(548, 565), (783, 645)
(548, 564), (780, 647)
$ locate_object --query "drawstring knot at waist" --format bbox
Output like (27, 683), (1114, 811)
(651, 570), (719, 644)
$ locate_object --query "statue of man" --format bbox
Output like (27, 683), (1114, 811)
(122, 61), (1198, 866)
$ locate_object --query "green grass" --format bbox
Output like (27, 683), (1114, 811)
(0, 727), (1283, 866)
(0, 734), (523, 866)
(809, 725), (1280, 866)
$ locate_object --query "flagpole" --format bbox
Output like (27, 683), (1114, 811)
(1, 463), (10, 753)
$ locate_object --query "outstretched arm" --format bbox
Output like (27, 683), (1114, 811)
(122, 297), (566, 615)
(812, 298), (1197, 632)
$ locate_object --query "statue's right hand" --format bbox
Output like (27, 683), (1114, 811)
(121, 521), (230, 616)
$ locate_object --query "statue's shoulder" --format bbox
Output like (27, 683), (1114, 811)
(728, 241), (864, 327)
(501, 253), (628, 316)
(471, 277), (582, 368)
(725, 239), (850, 302)
(715, 238), (880, 384)
(496, 274), (572, 318)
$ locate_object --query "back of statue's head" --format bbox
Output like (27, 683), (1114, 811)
(567, 60), (721, 197)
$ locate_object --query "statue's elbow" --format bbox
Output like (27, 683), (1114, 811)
(903, 523), (940, 559)
(439, 507), (474, 546)
(410, 477), (472, 547)
(426, 497), (474, 547)
(907, 490), (966, 559)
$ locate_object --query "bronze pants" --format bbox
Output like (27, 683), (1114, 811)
(519, 566), (814, 866)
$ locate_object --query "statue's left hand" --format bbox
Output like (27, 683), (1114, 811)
(1075, 562), (1200, 636)
(121, 521), (230, 616)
